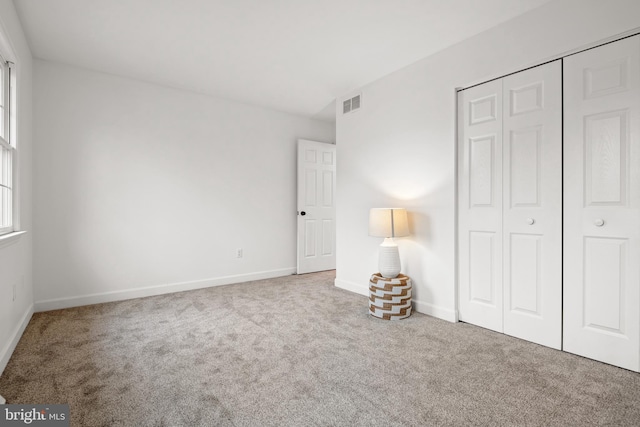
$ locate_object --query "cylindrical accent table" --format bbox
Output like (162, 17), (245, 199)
(369, 273), (412, 320)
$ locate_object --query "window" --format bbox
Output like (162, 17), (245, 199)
(0, 55), (15, 236)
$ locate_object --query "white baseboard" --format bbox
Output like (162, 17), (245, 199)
(334, 278), (368, 296)
(335, 277), (458, 323)
(0, 303), (34, 377)
(34, 268), (297, 312)
(412, 299), (458, 323)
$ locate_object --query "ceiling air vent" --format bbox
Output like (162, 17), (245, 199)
(342, 93), (362, 115)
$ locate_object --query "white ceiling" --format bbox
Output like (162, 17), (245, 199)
(14, 0), (552, 122)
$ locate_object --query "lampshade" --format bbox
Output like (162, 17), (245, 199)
(368, 208), (409, 238)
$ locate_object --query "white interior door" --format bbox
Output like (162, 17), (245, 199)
(502, 61), (562, 349)
(458, 79), (504, 333)
(297, 139), (336, 274)
(563, 35), (640, 372)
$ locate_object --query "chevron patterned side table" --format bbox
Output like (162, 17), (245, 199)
(369, 273), (412, 320)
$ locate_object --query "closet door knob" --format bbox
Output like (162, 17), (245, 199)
(526, 218), (535, 225)
(594, 219), (605, 227)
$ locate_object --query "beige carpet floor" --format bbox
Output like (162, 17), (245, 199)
(1, 271), (639, 426)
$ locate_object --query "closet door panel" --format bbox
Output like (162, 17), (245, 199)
(503, 61), (562, 349)
(564, 35), (640, 371)
(458, 80), (504, 332)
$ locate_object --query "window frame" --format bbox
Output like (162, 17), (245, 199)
(0, 55), (15, 237)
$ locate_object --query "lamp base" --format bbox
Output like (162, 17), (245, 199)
(378, 237), (401, 278)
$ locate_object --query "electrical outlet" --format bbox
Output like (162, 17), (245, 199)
(236, 248), (243, 258)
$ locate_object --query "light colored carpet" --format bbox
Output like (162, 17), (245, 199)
(1, 270), (639, 426)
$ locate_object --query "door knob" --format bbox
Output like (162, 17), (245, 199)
(526, 218), (535, 225)
(594, 219), (604, 227)
(300, 211), (306, 216)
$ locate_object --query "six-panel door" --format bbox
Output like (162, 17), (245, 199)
(297, 139), (337, 274)
(563, 35), (640, 372)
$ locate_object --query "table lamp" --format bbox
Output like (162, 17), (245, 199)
(369, 208), (409, 278)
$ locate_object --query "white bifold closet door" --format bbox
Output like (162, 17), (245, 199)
(458, 61), (562, 349)
(563, 35), (640, 372)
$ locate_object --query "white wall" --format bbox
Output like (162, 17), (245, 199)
(0, 0), (33, 374)
(33, 60), (334, 309)
(335, 0), (640, 321)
